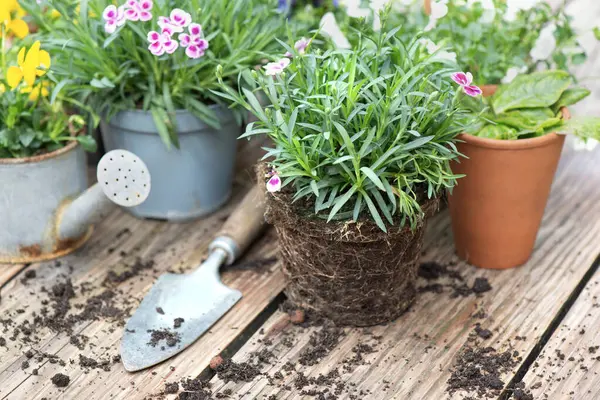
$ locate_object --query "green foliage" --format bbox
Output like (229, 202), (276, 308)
(0, 90), (93, 158)
(420, 0), (586, 84)
(24, 0), (287, 149)
(491, 70), (572, 114)
(216, 21), (468, 232)
(0, 22), (95, 158)
(467, 71), (598, 141)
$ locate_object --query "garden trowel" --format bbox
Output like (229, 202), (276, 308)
(120, 184), (266, 372)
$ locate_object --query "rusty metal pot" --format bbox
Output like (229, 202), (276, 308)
(0, 143), (151, 263)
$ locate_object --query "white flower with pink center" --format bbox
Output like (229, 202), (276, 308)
(124, 0), (153, 22)
(177, 23), (209, 58)
(158, 16), (183, 35)
(103, 5), (126, 34)
(264, 58), (290, 76)
(179, 23), (203, 47)
(451, 71), (482, 97)
(186, 40), (209, 59)
(266, 173), (282, 193)
(147, 30), (178, 56)
(170, 8), (192, 28)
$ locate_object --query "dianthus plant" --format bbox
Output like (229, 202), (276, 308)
(25, 0), (287, 148)
(217, 21), (477, 231)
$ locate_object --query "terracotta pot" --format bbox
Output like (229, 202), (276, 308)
(424, 0), (431, 16)
(448, 110), (569, 269)
(480, 84), (498, 98)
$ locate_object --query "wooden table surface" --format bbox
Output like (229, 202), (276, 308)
(2, 1), (600, 399)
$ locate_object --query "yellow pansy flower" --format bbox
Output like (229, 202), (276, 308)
(7, 41), (51, 89)
(21, 81), (50, 101)
(0, 0), (29, 39)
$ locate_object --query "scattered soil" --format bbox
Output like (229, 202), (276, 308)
(79, 354), (113, 372)
(510, 382), (534, 400)
(147, 329), (181, 348)
(103, 258), (156, 285)
(51, 373), (70, 388)
(215, 359), (262, 383)
(418, 261), (493, 298)
(21, 269), (37, 284)
(447, 345), (519, 398)
(164, 382), (179, 394)
(474, 324), (493, 340)
(174, 318), (185, 329)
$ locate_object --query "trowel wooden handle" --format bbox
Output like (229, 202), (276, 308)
(210, 184), (266, 265)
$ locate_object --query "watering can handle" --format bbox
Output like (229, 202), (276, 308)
(209, 184), (266, 265)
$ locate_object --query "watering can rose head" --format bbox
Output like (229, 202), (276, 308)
(215, 18), (471, 232)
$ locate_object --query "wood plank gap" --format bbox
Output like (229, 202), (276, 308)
(0, 263), (30, 289)
(195, 292), (287, 383)
(499, 253), (600, 400)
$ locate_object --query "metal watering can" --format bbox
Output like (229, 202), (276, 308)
(0, 144), (151, 263)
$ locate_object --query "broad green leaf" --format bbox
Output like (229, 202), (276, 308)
(491, 71), (572, 114)
(552, 87), (591, 112)
(558, 117), (600, 140)
(495, 108), (559, 132)
(475, 124), (518, 140)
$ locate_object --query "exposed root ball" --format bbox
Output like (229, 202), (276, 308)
(262, 165), (439, 326)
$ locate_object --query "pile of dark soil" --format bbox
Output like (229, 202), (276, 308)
(147, 329), (181, 349)
(51, 373), (70, 388)
(447, 345), (520, 398)
(418, 261), (492, 297)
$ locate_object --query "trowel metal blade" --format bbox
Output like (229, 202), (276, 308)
(120, 262), (241, 372)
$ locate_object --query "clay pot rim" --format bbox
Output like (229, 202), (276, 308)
(460, 107), (570, 150)
(0, 140), (79, 165)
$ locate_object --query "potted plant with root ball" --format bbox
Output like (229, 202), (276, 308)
(29, 0), (286, 221)
(449, 70), (599, 269)
(216, 19), (476, 326)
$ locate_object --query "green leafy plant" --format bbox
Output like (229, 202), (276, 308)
(420, 0), (586, 85)
(0, 8), (95, 158)
(216, 19), (471, 232)
(465, 70), (600, 141)
(24, 0), (287, 148)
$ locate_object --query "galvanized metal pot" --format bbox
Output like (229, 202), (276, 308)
(100, 106), (239, 222)
(0, 142), (90, 263)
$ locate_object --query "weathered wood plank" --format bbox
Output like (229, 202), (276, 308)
(0, 189), (285, 400)
(206, 145), (600, 400)
(521, 264), (600, 399)
(0, 138), (287, 399)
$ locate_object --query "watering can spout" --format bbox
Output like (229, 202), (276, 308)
(58, 150), (151, 240)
